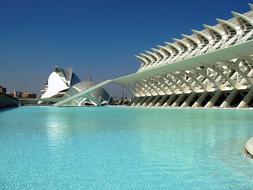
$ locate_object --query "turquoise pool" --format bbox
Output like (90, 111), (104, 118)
(0, 106), (253, 189)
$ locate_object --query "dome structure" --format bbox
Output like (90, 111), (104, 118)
(63, 81), (111, 106)
(39, 66), (80, 103)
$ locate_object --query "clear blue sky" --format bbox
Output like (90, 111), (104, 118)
(0, 0), (251, 96)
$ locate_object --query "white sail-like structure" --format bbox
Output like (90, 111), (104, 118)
(39, 67), (80, 103)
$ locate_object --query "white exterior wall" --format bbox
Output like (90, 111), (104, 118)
(40, 72), (69, 99)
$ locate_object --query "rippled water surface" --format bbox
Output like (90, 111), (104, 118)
(0, 106), (253, 189)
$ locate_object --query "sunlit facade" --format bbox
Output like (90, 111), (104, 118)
(55, 4), (253, 108)
(39, 66), (80, 103)
(113, 4), (253, 108)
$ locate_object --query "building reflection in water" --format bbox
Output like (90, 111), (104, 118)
(44, 108), (70, 158)
(41, 107), (253, 184)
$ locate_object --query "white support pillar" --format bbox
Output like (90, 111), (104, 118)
(162, 94), (177, 107)
(171, 94), (186, 107)
(181, 93), (196, 107)
(192, 92), (208, 107)
(156, 95), (169, 107)
(220, 90), (237, 108)
(132, 97), (144, 106)
(205, 91), (222, 108)
(136, 97), (148, 106)
(142, 96), (154, 107)
(237, 87), (253, 108)
(148, 96), (161, 107)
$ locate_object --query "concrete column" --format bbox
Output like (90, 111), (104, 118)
(148, 96), (161, 107)
(237, 87), (253, 108)
(205, 91), (222, 108)
(156, 95), (169, 107)
(181, 93), (196, 107)
(142, 96), (154, 107)
(192, 92), (208, 107)
(171, 94), (186, 107)
(134, 97), (143, 106)
(220, 90), (237, 108)
(131, 97), (139, 106)
(162, 94), (177, 107)
(136, 97), (148, 106)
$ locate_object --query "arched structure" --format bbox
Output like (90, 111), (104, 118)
(63, 81), (111, 106)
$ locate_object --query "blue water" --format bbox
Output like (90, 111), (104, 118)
(0, 107), (253, 189)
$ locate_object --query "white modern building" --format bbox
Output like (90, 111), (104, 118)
(55, 4), (253, 108)
(39, 67), (80, 103)
(63, 81), (111, 106)
(40, 66), (111, 106)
